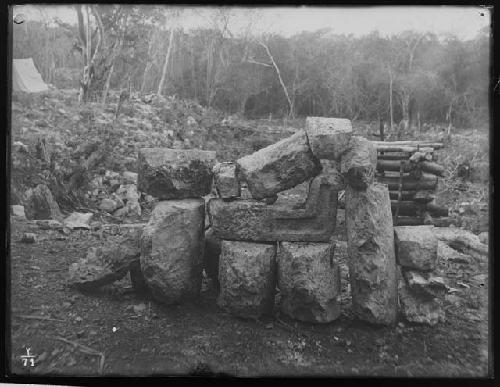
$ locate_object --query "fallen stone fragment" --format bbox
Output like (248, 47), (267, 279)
(394, 226), (438, 271)
(305, 117), (353, 160)
(213, 162), (240, 199)
(402, 269), (448, 298)
(277, 242), (341, 323)
(437, 241), (471, 264)
(21, 233), (37, 243)
(398, 271), (445, 326)
(99, 198), (118, 213)
(141, 199), (205, 304)
(209, 173), (337, 242)
(35, 219), (63, 230)
(434, 227), (488, 260)
(11, 205), (26, 219)
(237, 130), (321, 200)
(340, 137), (377, 190)
(63, 212), (94, 230)
(217, 240), (276, 319)
(69, 239), (141, 291)
(138, 148), (216, 199)
(345, 183), (397, 325)
(204, 228), (221, 287)
(23, 184), (62, 220)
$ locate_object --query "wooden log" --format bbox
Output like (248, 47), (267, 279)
(409, 151), (433, 162)
(377, 153), (412, 161)
(378, 174), (438, 191)
(377, 160), (417, 173)
(372, 141), (444, 149)
(390, 201), (448, 217)
(420, 161), (445, 177)
(388, 190), (435, 203)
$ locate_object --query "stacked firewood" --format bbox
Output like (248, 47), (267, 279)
(373, 141), (449, 226)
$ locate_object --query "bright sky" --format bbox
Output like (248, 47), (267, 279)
(13, 5), (491, 40)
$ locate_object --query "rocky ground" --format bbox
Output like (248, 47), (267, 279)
(8, 89), (491, 377)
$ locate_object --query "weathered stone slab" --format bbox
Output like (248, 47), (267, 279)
(204, 228), (221, 287)
(346, 183), (397, 325)
(394, 226), (438, 271)
(140, 199), (205, 304)
(11, 205), (26, 219)
(208, 174), (337, 242)
(402, 269), (448, 299)
(23, 184), (62, 220)
(305, 117), (353, 160)
(63, 212), (94, 230)
(69, 239), (141, 291)
(217, 240), (276, 319)
(138, 148), (216, 200)
(398, 270), (445, 326)
(213, 162), (240, 199)
(237, 130), (321, 200)
(340, 137), (377, 190)
(277, 242), (341, 323)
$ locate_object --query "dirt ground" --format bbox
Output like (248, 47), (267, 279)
(8, 209), (490, 377)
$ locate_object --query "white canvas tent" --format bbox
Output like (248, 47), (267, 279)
(12, 58), (49, 93)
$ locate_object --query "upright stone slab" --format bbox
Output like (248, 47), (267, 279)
(340, 137), (377, 190)
(138, 148), (216, 200)
(23, 184), (62, 220)
(305, 117), (353, 161)
(140, 199), (205, 304)
(217, 240), (276, 319)
(237, 130), (321, 200)
(277, 242), (341, 323)
(394, 226), (438, 271)
(345, 183), (397, 325)
(213, 162), (241, 199)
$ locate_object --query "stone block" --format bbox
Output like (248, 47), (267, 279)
(208, 173), (337, 242)
(402, 269), (448, 299)
(305, 116), (353, 160)
(217, 240), (276, 319)
(140, 199), (205, 304)
(394, 226), (438, 271)
(277, 242), (341, 323)
(213, 162), (240, 199)
(138, 148), (216, 200)
(346, 183), (397, 325)
(23, 184), (62, 220)
(237, 130), (321, 200)
(340, 137), (377, 190)
(11, 205), (26, 219)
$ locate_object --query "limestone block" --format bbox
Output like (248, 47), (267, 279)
(213, 162), (240, 199)
(394, 226), (438, 271)
(140, 199), (205, 304)
(340, 137), (377, 190)
(305, 116), (353, 160)
(237, 130), (321, 200)
(277, 242), (341, 323)
(217, 240), (276, 319)
(138, 148), (216, 199)
(346, 183), (397, 325)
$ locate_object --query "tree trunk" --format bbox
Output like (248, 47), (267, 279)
(157, 28), (175, 96)
(388, 68), (394, 132)
(140, 30), (155, 93)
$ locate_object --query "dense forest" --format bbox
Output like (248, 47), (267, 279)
(13, 5), (490, 131)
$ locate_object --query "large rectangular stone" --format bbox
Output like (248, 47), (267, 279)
(208, 174), (337, 242)
(340, 137), (377, 190)
(277, 242), (341, 323)
(394, 226), (438, 271)
(140, 199), (205, 304)
(346, 183), (397, 325)
(217, 240), (276, 319)
(138, 148), (216, 200)
(305, 117), (353, 161)
(237, 130), (321, 200)
(213, 162), (240, 199)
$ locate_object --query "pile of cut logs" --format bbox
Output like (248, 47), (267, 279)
(373, 141), (449, 226)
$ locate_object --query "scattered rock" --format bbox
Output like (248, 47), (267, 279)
(122, 171), (138, 184)
(305, 116), (353, 161)
(237, 130), (321, 200)
(21, 233), (37, 243)
(99, 198), (118, 213)
(138, 148), (216, 200)
(35, 219), (63, 230)
(394, 226), (438, 271)
(478, 231), (488, 245)
(11, 205), (27, 219)
(63, 212), (93, 230)
(277, 242), (341, 323)
(23, 184), (62, 220)
(437, 241), (471, 264)
(217, 240), (276, 319)
(345, 183), (397, 325)
(434, 227), (488, 260)
(141, 199), (205, 304)
(402, 269), (448, 298)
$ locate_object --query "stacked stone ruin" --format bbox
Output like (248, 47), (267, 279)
(134, 117), (446, 326)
